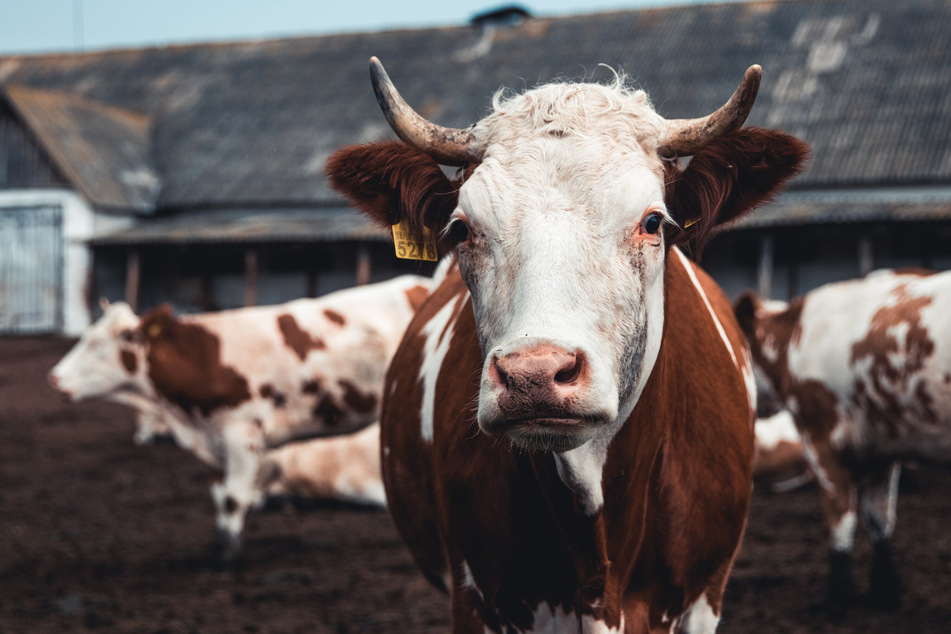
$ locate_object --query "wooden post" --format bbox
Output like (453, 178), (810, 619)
(245, 248), (258, 307)
(125, 249), (140, 312)
(858, 233), (874, 276)
(356, 243), (371, 286)
(757, 234), (774, 299)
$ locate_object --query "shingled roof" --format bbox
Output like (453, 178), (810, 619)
(3, 85), (157, 211)
(1, 0), (949, 217)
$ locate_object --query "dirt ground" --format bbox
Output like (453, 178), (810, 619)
(1, 336), (949, 633)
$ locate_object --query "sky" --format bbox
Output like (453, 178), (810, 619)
(0, 0), (726, 56)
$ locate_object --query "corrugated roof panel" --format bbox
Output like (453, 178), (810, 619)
(87, 208), (390, 245)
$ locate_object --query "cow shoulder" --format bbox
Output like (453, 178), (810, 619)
(139, 305), (251, 416)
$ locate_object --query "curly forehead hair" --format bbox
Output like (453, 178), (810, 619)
(472, 73), (667, 156)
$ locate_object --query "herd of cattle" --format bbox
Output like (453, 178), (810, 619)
(41, 58), (951, 633)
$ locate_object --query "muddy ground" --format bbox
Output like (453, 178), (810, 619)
(1, 336), (949, 633)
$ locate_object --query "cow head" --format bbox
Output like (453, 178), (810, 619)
(49, 300), (145, 400)
(328, 59), (809, 453)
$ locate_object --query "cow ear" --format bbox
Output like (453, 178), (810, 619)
(139, 304), (175, 341)
(664, 127), (810, 257)
(733, 291), (761, 336)
(326, 140), (461, 244)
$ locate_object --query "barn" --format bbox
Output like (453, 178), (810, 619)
(1, 0), (950, 334)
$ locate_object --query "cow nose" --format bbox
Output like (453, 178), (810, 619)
(488, 344), (588, 401)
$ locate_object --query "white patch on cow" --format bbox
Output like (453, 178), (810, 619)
(799, 429), (835, 494)
(755, 410), (800, 451)
(520, 603), (622, 634)
(830, 509), (858, 552)
(673, 249), (738, 370)
(759, 331), (780, 365)
(418, 293), (464, 443)
(460, 560), (485, 603)
(860, 462), (901, 542)
(673, 594), (719, 634)
(674, 248), (754, 415)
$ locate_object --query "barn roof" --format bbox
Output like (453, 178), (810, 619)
(2, 85), (157, 212)
(1, 0), (950, 225)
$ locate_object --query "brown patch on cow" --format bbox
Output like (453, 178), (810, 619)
(742, 297), (805, 398)
(404, 285), (430, 312)
(892, 267), (936, 277)
(849, 293), (937, 431)
(339, 380), (378, 414)
(120, 350), (137, 374)
(259, 384), (287, 408)
(277, 314), (325, 361)
(139, 305), (251, 417)
(790, 379), (840, 437)
(301, 379), (320, 395)
(324, 309), (346, 326)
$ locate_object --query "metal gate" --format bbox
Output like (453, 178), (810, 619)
(0, 205), (63, 334)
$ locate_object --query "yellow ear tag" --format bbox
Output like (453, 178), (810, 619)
(392, 219), (438, 262)
(147, 323), (162, 338)
(683, 216), (701, 229)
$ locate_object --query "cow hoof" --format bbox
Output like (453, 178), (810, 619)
(825, 550), (855, 620)
(868, 542), (902, 610)
(213, 530), (244, 569)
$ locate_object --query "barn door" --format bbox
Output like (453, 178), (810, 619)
(0, 205), (63, 334)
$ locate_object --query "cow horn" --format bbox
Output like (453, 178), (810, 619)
(369, 56), (478, 166)
(657, 64), (762, 158)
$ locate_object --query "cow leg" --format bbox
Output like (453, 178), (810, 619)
(212, 421), (265, 565)
(860, 462), (902, 610)
(800, 430), (857, 619)
(677, 594), (720, 634)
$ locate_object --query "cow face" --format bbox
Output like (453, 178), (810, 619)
(448, 87), (672, 451)
(49, 301), (145, 400)
(327, 60), (809, 453)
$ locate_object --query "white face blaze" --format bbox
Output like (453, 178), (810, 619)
(450, 81), (671, 456)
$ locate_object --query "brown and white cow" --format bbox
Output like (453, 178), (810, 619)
(259, 421), (385, 508)
(325, 58), (808, 632)
(734, 269), (951, 616)
(48, 275), (428, 561)
(752, 410), (811, 492)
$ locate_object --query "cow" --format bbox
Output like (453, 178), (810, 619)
(325, 57), (808, 632)
(48, 274), (429, 562)
(259, 421), (385, 508)
(752, 409), (811, 492)
(734, 269), (951, 617)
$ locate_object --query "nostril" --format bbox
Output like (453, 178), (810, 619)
(553, 352), (585, 385)
(488, 354), (509, 388)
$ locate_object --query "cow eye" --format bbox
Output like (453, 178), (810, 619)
(641, 212), (663, 235)
(448, 219), (471, 245)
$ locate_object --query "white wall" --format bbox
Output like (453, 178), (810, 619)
(0, 190), (135, 336)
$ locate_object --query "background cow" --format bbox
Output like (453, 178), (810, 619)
(734, 268), (951, 617)
(326, 57), (808, 632)
(49, 275), (429, 561)
(753, 409), (812, 492)
(259, 421), (385, 508)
